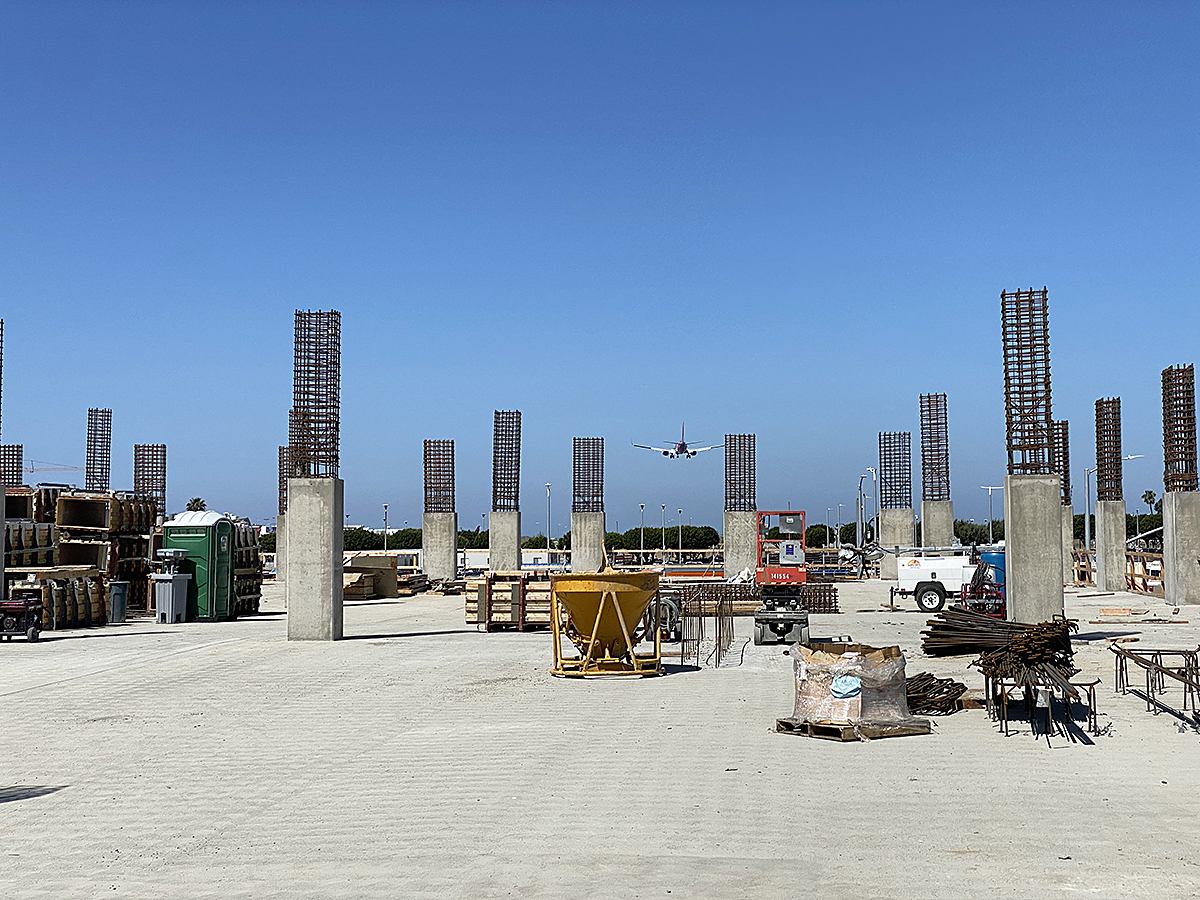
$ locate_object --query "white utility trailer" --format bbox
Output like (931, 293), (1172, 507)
(891, 553), (977, 612)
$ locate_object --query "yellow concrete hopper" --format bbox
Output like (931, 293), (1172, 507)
(550, 570), (662, 676)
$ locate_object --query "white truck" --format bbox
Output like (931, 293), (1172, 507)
(891, 553), (977, 612)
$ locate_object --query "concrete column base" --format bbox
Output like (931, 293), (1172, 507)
(1003, 474), (1064, 623)
(275, 512), (286, 583)
(570, 511), (605, 572)
(879, 508), (914, 580)
(488, 510), (521, 572)
(1095, 500), (1127, 592)
(1163, 492), (1200, 605)
(1061, 505), (1075, 585)
(285, 478), (344, 641)
(422, 512), (458, 582)
(723, 509), (758, 578)
(920, 500), (954, 550)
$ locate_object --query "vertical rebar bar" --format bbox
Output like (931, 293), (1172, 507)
(492, 410), (521, 512)
(1162, 364), (1198, 493)
(86, 408), (112, 491)
(1001, 288), (1053, 475)
(133, 443), (167, 512)
(920, 393), (950, 502)
(724, 434), (756, 511)
(1095, 398), (1122, 502)
(1051, 420), (1071, 505)
(572, 437), (604, 513)
(424, 440), (455, 513)
(879, 431), (912, 509)
(289, 310), (341, 478)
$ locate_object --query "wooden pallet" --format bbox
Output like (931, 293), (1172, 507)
(775, 716), (931, 742)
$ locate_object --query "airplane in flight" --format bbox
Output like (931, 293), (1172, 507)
(633, 424), (720, 459)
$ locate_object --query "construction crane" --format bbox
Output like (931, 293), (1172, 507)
(24, 460), (85, 474)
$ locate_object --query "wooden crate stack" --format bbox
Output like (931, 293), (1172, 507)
(465, 571), (552, 630)
(233, 522), (263, 615)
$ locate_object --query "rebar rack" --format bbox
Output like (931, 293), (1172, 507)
(133, 444), (167, 511)
(424, 440), (455, 513)
(879, 431), (912, 510)
(1162, 364), (1197, 493)
(920, 393), (950, 502)
(1001, 288), (1053, 475)
(724, 433), (756, 511)
(492, 410), (521, 512)
(278, 445), (290, 515)
(86, 408), (112, 491)
(0, 443), (21, 487)
(1095, 398), (1122, 502)
(572, 437), (604, 513)
(289, 309), (340, 478)
(1051, 420), (1071, 505)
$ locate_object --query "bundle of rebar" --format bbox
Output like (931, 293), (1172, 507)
(905, 672), (967, 715)
(921, 608), (1035, 656)
(971, 620), (1079, 697)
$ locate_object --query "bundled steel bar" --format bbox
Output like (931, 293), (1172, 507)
(0, 443), (21, 487)
(724, 434), (756, 511)
(1162, 364), (1197, 492)
(919, 393), (950, 502)
(1001, 288), (1053, 475)
(905, 672), (968, 716)
(879, 431), (912, 509)
(1051, 420), (1071, 505)
(278, 445), (289, 515)
(424, 439), (455, 513)
(133, 444), (167, 511)
(1095, 398), (1123, 501)
(86, 407), (112, 491)
(289, 309), (340, 478)
(492, 410), (521, 512)
(572, 437), (604, 513)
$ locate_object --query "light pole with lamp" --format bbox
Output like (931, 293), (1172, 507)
(639, 503), (645, 560)
(545, 483), (551, 556)
(383, 503), (388, 552)
(661, 504), (666, 562)
(677, 508), (683, 560)
(836, 503), (844, 547)
(1085, 453), (1143, 553)
(866, 467), (878, 543)
(981, 486), (1003, 544)
(826, 508), (833, 549)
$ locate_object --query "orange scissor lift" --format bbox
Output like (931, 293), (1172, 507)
(753, 510), (811, 645)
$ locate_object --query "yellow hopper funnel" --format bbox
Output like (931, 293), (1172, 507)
(551, 570), (662, 677)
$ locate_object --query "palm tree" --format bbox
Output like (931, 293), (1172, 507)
(1142, 489), (1156, 510)
(186, 497), (206, 511)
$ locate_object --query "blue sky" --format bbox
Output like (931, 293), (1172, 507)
(2, 2), (1197, 532)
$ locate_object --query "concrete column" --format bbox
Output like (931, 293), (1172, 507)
(920, 500), (954, 550)
(488, 510), (521, 572)
(723, 509), (758, 577)
(570, 511), (605, 572)
(422, 512), (458, 582)
(1003, 474), (1064, 623)
(1061, 505), (1075, 585)
(1163, 492), (1200, 605)
(878, 508), (914, 580)
(285, 477), (344, 641)
(275, 512), (286, 582)
(1095, 500), (1127, 592)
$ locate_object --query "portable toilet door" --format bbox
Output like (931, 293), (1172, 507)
(162, 521), (210, 621)
(209, 518), (235, 619)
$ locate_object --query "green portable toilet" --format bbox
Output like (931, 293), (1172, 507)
(163, 511), (236, 621)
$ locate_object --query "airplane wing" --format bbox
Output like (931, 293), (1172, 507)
(633, 442), (674, 454)
(687, 445), (721, 454)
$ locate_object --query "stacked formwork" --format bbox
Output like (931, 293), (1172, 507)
(234, 521), (263, 615)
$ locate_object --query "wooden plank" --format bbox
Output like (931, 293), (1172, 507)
(775, 717), (931, 741)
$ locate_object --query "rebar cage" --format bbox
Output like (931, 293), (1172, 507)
(278, 445), (289, 515)
(572, 437), (604, 513)
(133, 444), (167, 511)
(1162, 364), (1198, 493)
(424, 440), (455, 513)
(0, 443), (21, 487)
(879, 431), (912, 510)
(1002, 288), (1053, 475)
(289, 309), (341, 478)
(86, 407), (112, 491)
(724, 433), (756, 512)
(1051, 420), (1071, 505)
(1095, 398), (1122, 502)
(919, 393), (950, 502)
(492, 410), (521, 512)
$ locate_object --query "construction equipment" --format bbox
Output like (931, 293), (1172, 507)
(891, 549), (1005, 616)
(752, 510), (810, 645)
(550, 569), (662, 676)
(0, 588), (43, 641)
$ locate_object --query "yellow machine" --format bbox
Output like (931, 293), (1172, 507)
(550, 569), (662, 677)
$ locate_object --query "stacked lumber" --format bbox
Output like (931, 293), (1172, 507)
(428, 579), (466, 595)
(397, 573), (429, 596)
(465, 573), (552, 629)
(343, 571), (376, 600)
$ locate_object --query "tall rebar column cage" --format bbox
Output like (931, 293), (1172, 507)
(492, 410), (521, 512)
(289, 309), (341, 478)
(86, 407), (112, 491)
(1163, 364), (1198, 493)
(424, 440), (455, 513)
(278, 445), (290, 515)
(572, 437), (604, 513)
(1051, 420), (1071, 505)
(724, 434), (756, 511)
(133, 444), (167, 511)
(919, 393), (950, 502)
(1095, 398), (1123, 502)
(0, 319), (5, 443)
(1001, 287), (1053, 475)
(0, 444), (21, 487)
(879, 432), (912, 510)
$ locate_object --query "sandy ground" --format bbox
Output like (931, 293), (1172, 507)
(1, 579), (1198, 899)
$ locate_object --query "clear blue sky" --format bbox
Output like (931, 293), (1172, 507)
(2, 2), (1197, 532)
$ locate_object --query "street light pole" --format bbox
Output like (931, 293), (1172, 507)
(640, 503), (645, 560)
(837, 504), (844, 547)
(545, 483), (552, 556)
(661, 504), (666, 562)
(383, 503), (388, 552)
(826, 508), (832, 549)
(866, 467), (878, 544)
(981, 486), (1003, 544)
(677, 508), (683, 560)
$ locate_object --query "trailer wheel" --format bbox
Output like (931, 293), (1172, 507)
(26, 627), (39, 642)
(915, 585), (946, 613)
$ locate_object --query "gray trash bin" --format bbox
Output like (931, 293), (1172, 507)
(107, 581), (129, 624)
(152, 573), (190, 624)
